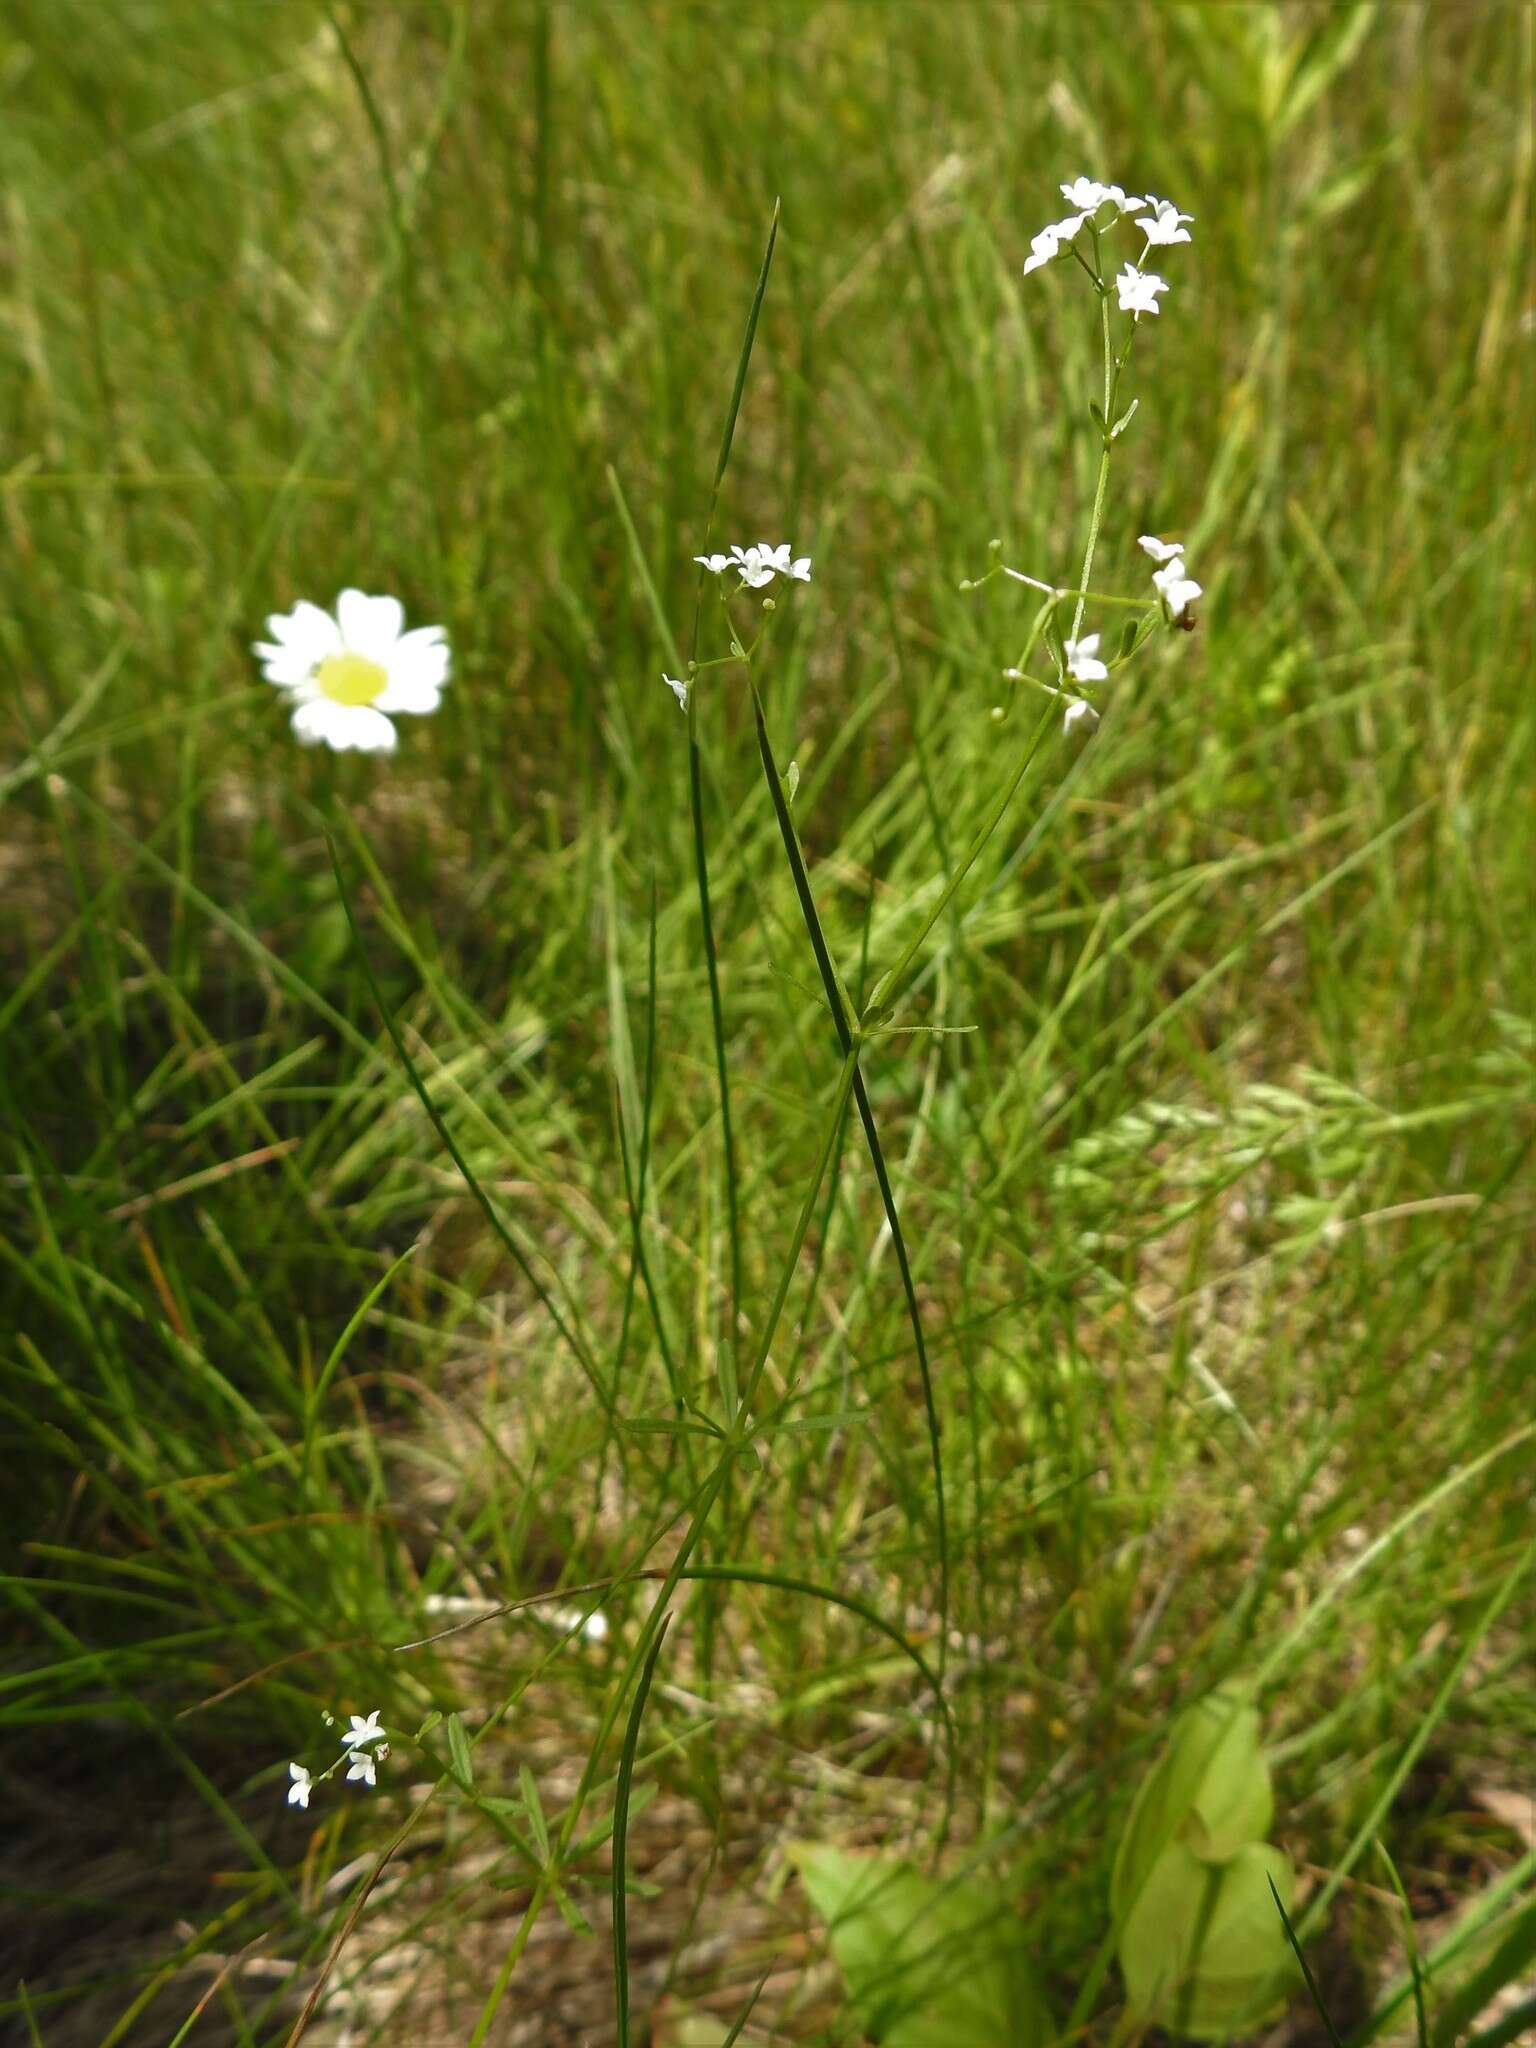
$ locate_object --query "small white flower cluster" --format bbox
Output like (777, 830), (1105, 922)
(1022, 177), (1194, 321)
(694, 541), (812, 589)
(286, 1709), (388, 1811)
(254, 592), (449, 754)
(1139, 534), (1202, 620)
(665, 539), (813, 712)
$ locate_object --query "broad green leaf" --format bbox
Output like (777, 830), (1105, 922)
(1120, 1840), (1298, 2041)
(1111, 1687), (1273, 1922)
(1183, 1698), (1274, 1863)
(789, 1842), (1052, 2048)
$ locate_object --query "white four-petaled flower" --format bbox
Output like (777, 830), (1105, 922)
(253, 592), (449, 754)
(1024, 210), (1095, 275)
(345, 1751), (378, 1789)
(287, 1763), (312, 1810)
(1060, 178), (1145, 217)
(1141, 197), (1194, 249)
(663, 674), (688, 712)
(1023, 225), (1064, 276)
(1115, 265), (1169, 318)
(1064, 635), (1109, 684)
(1063, 698), (1100, 735)
(1152, 557), (1202, 620)
(341, 1711), (385, 1750)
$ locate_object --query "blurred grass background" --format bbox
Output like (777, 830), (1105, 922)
(1, 1), (1532, 2043)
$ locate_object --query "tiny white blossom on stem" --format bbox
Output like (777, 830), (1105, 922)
(731, 544), (777, 588)
(287, 1763), (313, 1810)
(1141, 197), (1194, 249)
(763, 543), (812, 582)
(1115, 265), (1168, 318)
(341, 1711), (385, 1750)
(253, 592), (449, 754)
(696, 543), (810, 589)
(1064, 634), (1109, 684)
(1152, 557), (1202, 620)
(1060, 179), (1145, 217)
(1023, 224), (1064, 276)
(663, 673), (688, 711)
(1060, 177), (1107, 212)
(345, 1751), (378, 1789)
(1063, 698), (1100, 735)
(1138, 535), (1185, 563)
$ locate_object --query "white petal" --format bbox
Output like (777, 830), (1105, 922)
(1138, 535), (1185, 563)
(663, 674), (688, 711)
(377, 629), (450, 713)
(253, 643), (326, 689)
(291, 698), (398, 753)
(265, 600), (341, 662)
(336, 589), (406, 661)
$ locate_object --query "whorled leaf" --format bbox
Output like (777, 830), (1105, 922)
(1111, 1686), (1274, 1924)
(1119, 1840), (1299, 2041)
(789, 1843), (1053, 2048)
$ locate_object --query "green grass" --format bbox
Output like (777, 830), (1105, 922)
(1, 2), (1532, 2043)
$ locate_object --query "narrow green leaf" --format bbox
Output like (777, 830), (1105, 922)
(520, 1761), (550, 1862)
(444, 1710), (474, 1788)
(613, 1611), (672, 2048)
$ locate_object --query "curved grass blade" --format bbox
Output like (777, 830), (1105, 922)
(1373, 1840), (1428, 2048)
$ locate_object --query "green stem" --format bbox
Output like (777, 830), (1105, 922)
(870, 602), (1056, 1016)
(1070, 289), (1118, 644)
(748, 677), (951, 1689)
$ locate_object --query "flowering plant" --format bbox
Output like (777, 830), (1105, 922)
(965, 175), (1203, 735)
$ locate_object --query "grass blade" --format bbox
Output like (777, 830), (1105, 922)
(613, 1611), (673, 2048)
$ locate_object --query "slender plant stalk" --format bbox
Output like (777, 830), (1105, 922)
(748, 676), (950, 1685)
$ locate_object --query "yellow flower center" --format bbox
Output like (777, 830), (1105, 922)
(315, 652), (387, 706)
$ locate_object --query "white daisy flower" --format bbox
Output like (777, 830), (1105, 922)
(287, 1762), (313, 1810)
(340, 1710), (385, 1750)
(1064, 634), (1109, 684)
(1138, 534), (1185, 563)
(1063, 698), (1100, 735)
(1152, 557), (1202, 620)
(1115, 265), (1169, 318)
(253, 591), (449, 753)
(345, 1751), (378, 1789)
(663, 673), (688, 712)
(1142, 197), (1194, 248)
